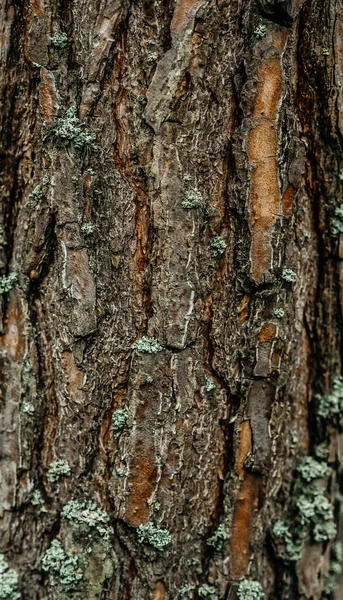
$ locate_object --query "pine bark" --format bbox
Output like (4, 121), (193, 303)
(1, 0), (343, 598)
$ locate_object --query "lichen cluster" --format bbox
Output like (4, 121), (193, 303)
(0, 273), (18, 295)
(273, 456), (336, 561)
(132, 336), (164, 354)
(331, 205), (343, 236)
(181, 188), (202, 210)
(316, 376), (343, 420)
(62, 500), (111, 532)
(198, 584), (218, 599)
(50, 32), (69, 48)
(281, 269), (297, 283)
(137, 522), (171, 552)
(204, 377), (216, 393)
(112, 408), (128, 437)
(207, 524), (228, 551)
(210, 236), (226, 258)
(42, 540), (83, 591)
(28, 175), (49, 203)
(0, 555), (21, 599)
(47, 459), (71, 483)
(237, 580), (264, 600)
(44, 106), (96, 151)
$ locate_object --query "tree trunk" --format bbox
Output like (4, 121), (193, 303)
(1, 0), (343, 598)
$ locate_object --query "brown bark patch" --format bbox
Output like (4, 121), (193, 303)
(39, 68), (56, 121)
(239, 295), (250, 322)
(235, 420), (252, 479)
(62, 351), (85, 404)
(229, 473), (261, 579)
(151, 581), (167, 600)
(282, 184), (295, 217)
(248, 57), (283, 283)
(30, 0), (44, 16)
(171, 0), (205, 37)
(1, 293), (25, 361)
(125, 439), (157, 525)
(259, 322), (277, 342)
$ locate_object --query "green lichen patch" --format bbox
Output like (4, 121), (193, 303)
(28, 175), (49, 203)
(273, 456), (336, 561)
(132, 336), (164, 354)
(62, 500), (111, 534)
(281, 269), (297, 284)
(207, 524), (228, 551)
(47, 459), (71, 483)
(237, 580), (264, 600)
(112, 408), (128, 438)
(178, 584), (195, 597)
(0, 555), (21, 599)
(273, 308), (285, 320)
(204, 377), (216, 393)
(31, 490), (43, 507)
(181, 188), (202, 209)
(254, 24), (267, 38)
(22, 402), (35, 416)
(81, 223), (95, 236)
(42, 540), (83, 591)
(0, 273), (18, 295)
(0, 225), (7, 248)
(323, 541), (343, 596)
(137, 522), (171, 552)
(316, 377), (343, 420)
(50, 32), (69, 48)
(44, 107), (97, 151)
(331, 206), (343, 236)
(198, 584), (218, 599)
(210, 236), (226, 258)
(296, 456), (330, 482)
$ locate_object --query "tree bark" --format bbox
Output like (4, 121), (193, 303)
(1, 0), (343, 598)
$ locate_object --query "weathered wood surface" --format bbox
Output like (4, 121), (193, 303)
(1, 0), (343, 598)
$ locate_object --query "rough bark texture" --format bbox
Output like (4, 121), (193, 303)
(1, 0), (343, 598)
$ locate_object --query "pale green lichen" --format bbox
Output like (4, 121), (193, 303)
(22, 402), (34, 416)
(331, 205), (343, 237)
(42, 540), (82, 591)
(204, 377), (216, 393)
(145, 375), (153, 384)
(273, 453), (336, 561)
(137, 522), (171, 552)
(281, 269), (297, 283)
(31, 490), (42, 507)
(44, 107), (96, 151)
(273, 308), (285, 320)
(132, 336), (164, 354)
(210, 236), (226, 258)
(81, 223), (95, 236)
(316, 377), (343, 419)
(112, 408), (128, 437)
(237, 580), (264, 600)
(207, 524), (228, 550)
(28, 176), (49, 202)
(50, 32), (69, 48)
(47, 460), (71, 483)
(254, 24), (267, 38)
(178, 584), (195, 597)
(324, 541), (343, 595)
(296, 456), (330, 482)
(0, 225), (7, 248)
(181, 188), (202, 209)
(0, 273), (18, 295)
(0, 555), (21, 599)
(198, 584), (218, 599)
(62, 500), (110, 533)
